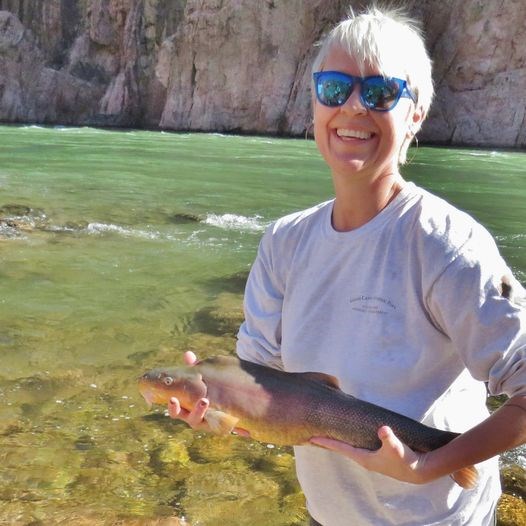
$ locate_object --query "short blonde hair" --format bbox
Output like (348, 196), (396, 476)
(312, 6), (434, 163)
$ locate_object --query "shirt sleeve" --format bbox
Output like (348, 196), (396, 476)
(426, 231), (526, 398)
(236, 226), (285, 370)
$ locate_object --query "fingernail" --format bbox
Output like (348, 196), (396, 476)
(199, 399), (208, 408)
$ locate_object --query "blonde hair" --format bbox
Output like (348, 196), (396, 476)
(312, 6), (434, 163)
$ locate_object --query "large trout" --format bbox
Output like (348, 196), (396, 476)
(139, 355), (477, 488)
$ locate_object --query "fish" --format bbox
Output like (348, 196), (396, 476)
(139, 355), (478, 489)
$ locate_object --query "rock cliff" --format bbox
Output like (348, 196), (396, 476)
(0, 0), (524, 147)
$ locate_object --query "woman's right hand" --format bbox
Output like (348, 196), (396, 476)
(166, 351), (251, 438)
(166, 351), (211, 431)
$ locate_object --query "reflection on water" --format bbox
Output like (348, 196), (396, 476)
(0, 126), (525, 524)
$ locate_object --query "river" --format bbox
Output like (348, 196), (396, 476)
(0, 125), (525, 525)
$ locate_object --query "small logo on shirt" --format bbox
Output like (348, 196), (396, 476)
(350, 295), (396, 315)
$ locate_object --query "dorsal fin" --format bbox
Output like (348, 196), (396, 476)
(299, 372), (340, 389)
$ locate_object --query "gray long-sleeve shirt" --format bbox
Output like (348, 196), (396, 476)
(237, 182), (526, 525)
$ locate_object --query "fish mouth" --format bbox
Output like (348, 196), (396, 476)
(140, 388), (155, 409)
(138, 379), (163, 408)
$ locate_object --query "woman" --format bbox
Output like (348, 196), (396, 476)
(170, 7), (526, 525)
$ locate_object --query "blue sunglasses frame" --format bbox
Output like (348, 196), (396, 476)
(313, 71), (416, 112)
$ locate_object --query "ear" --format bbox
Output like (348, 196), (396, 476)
(407, 105), (426, 137)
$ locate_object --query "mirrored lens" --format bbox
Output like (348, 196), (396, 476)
(317, 76), (354, 107)
(362, 77), (402, 110)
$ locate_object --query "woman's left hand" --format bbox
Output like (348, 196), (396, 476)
(310, 425), (429, 485)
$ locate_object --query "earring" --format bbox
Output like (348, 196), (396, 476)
(405, 134), (419, 165)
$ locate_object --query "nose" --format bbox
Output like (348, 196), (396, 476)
(341, 85), (367, 115)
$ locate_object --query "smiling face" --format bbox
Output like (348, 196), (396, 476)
(313, 46), (423, 186)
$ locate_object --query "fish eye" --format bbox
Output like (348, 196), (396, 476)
(163, 376), (174, 386)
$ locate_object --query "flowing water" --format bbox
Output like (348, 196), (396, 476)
(0, 125), (525, 525)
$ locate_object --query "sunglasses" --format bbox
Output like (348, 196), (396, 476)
(313, 71), (416, 112)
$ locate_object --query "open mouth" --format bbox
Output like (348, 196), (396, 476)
(139, 388), (155, 408)
(336, 128), (373, 140)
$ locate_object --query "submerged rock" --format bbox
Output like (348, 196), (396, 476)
(167, 212), (201, 224)
(204, 271), (249, 295)
(0, 203), (48, 238)
(497, 493), (526, 526)
(190, 292), (244, 337)
(0, 219), (26, 238)
(0, 204), (32, 216)
(501, 465), (526, 500)
(181, 459), (286, 525)
(0, 203), (104, 239)
(156, 438), (191, 466)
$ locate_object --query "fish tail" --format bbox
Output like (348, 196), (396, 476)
(451, 465), (479, 489)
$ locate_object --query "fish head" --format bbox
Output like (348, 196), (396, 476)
(138, 366), (207, 409)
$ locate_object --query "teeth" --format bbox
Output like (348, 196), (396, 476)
(337, 129), (372, 140)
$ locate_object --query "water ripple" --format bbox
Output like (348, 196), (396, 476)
(203, 213), (268, 232)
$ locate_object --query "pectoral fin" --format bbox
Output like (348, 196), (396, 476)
(205, 409), (240, 436)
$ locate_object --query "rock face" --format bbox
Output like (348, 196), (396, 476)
(416, 0), (526, 147)
(0, 0), (525, 147)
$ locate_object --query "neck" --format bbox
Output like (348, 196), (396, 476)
(331, 173), (405, 232)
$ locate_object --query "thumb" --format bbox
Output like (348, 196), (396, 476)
(378, 425), (393, 441)
(378, 426), (402, 450)
(378, 426), (412, 461)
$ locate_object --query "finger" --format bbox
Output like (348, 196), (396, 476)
(184, 351), (198, 365)
(168, 397), (189, 420)
(377, 426), (420, 472)
(168, 396), (181, 418)
(186, 398), (209, 427)
(378, 426), (404, 455)
(378, 425), (394, 443)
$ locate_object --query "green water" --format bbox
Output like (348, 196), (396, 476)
(0, 125), (525, 525)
